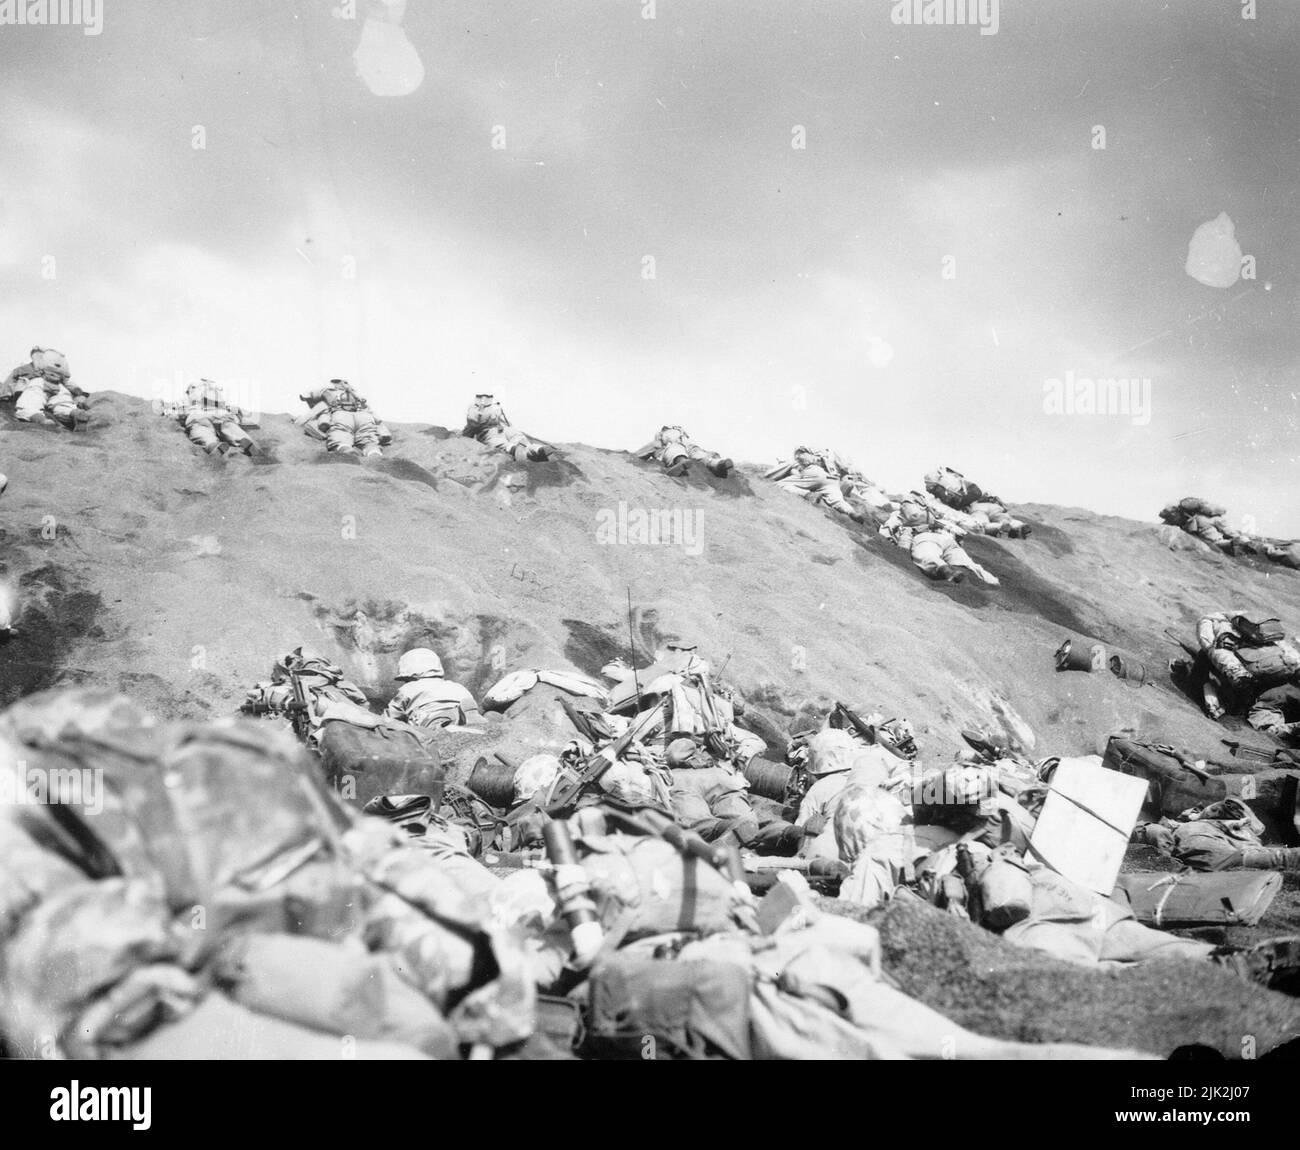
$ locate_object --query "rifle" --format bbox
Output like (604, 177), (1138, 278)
(1222, 738), (1300, 767)
(507, 698), (666, 828)
(1163, 628), (1200, 663)
(262, 652), (314, 743)
(559, 695), (600, 743)
(600, 802), (745, 885)
(831, 700), (876, 744)
(691, 668), (738, 761)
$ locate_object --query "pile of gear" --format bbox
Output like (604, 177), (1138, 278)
(771, 715), (1300, 990)
(0, 689), (532, 1060)
(0, 687), (1176, 1060)
(1160, 496), (1299, 570)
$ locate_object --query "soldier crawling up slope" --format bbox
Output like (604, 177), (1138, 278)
(766, 446), (869, 524)
(1160, 496), (1300, 570)
(879, 491), (1000, 584)
(464, 392), (557, 462)
(295, 378), (393, 458)
(1, 346), (91, 429)
(924, 466), (1030, 539)
(168, 379), (260, 457)
(633, 424), (733, 478)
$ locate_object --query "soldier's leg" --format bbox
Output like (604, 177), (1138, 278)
(813, 479), (854, 514)
(1171, 825), (1244, 871)
(187, 418), (220, 453)
(777, 476), (820, 500)
(684, 443), (731, 476)
(1099, 919), (1217, 964)
(910, 535), (948, 578)
(1239, 847), (1300, 871)
(1208, 648), (1254, 693)
(221, 420), (256, 455)
(326, 411), (359, 454)
(707, 789), (762, 847)
(354, 413), (383, 458)
(1202, 676), (1227, 721)
(662, 443), (689, 475)
(15, 385), (51, 423)
(46, 395), (78, 427)
(1232, 842), (1300, 868)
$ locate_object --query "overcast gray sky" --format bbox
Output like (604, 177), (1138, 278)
(2, 0), (1297, 533)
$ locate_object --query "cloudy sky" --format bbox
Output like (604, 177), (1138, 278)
(2, 0), (1297, 533)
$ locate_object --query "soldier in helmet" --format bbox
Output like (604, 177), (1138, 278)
(924, 466), (1029, 539)
(384, 648), (483, 729)
(463, 393), (556, 462)
(295, 379), (390, 458)
(879, 493), (999, 584)
(633, 424), (733, 478)
(4, 347), (90, 428)
(173, 380), (258, 456)
(766, 446), (868, 524)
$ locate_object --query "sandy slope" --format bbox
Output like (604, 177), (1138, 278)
(3, 391), (1296, 768)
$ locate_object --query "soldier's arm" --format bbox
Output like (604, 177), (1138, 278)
(458, 686), (483, 723)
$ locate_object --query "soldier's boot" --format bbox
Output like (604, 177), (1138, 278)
(665, 458), (688, 477)
(706, 455), (733, 478)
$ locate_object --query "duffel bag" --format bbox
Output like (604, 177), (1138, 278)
(317, 720), (445, 808)
(1113, 870), (1281, 928)
(1102, 736), (1226, 818)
